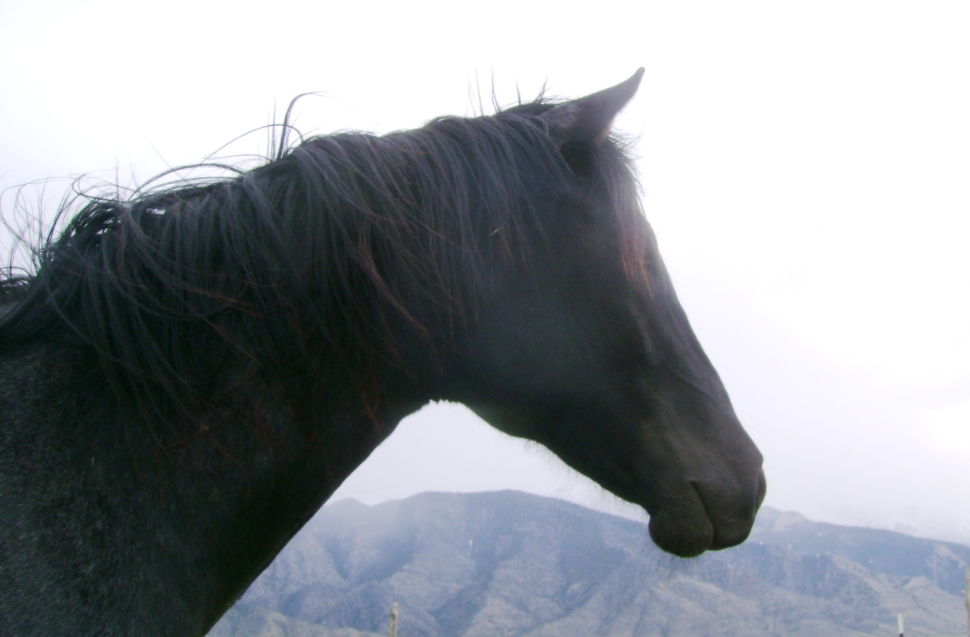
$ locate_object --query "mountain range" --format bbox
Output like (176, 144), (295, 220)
(208, 491), (970, 636)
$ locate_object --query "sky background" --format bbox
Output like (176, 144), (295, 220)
(2, 1), (968, 543)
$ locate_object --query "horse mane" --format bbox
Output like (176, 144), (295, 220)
(0, 100), (644, 433)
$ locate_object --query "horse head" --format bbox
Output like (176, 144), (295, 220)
(452, 70), (765, 557)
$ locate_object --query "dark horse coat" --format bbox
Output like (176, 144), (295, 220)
(0, 70), (765, 635)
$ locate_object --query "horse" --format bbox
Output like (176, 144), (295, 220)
(0, 69), (765, 635)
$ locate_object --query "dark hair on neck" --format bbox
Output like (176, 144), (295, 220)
(0, 99), (643, 437)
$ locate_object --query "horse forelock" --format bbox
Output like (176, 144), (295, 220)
(0, 100), (647, 431)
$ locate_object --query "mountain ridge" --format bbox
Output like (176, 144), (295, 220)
(209, 491), (969, 637)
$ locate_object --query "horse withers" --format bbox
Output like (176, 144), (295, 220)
(0, 69), (765, 635)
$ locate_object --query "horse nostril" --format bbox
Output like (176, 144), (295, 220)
(755, 468), (767, 511)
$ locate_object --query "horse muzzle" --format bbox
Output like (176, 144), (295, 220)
(647, 467), (767, 558)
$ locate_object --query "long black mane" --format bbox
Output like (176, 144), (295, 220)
(0, 102), (644, 434)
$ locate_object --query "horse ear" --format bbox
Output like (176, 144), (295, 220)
(541, 68), (644, 146)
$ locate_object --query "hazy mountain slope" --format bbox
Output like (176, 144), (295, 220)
(748, 507), (970, 595)
(209, 492), (969, 637)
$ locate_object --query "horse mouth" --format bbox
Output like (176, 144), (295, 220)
(647, 468), (767, 558)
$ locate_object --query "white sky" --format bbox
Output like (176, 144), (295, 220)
(2, 1), (968, 543)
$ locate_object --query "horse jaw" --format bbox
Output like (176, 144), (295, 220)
(467, 398), (766, 559)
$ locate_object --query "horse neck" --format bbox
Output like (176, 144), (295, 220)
(166, 139), (476, 630)
(0, 336), (428, 635)
(0, 132), (475, 634)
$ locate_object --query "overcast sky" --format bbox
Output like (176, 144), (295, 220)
(2, 1), (968, 543)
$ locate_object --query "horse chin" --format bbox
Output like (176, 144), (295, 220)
(647, 490), (716, 558)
